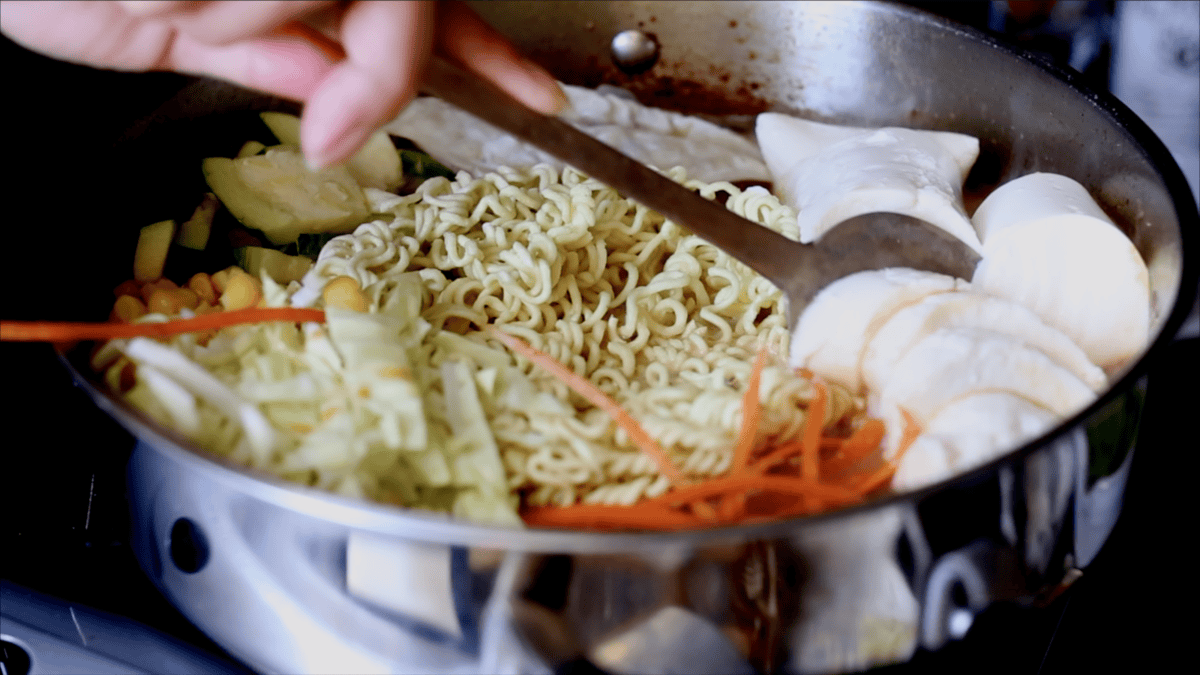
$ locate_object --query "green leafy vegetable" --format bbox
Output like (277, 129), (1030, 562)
(287, 232), (342, 259)
(400, 149), (455, 180)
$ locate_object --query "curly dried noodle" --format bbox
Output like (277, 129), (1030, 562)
(305, 164), (861, 508)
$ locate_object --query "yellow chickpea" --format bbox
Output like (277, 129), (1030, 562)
(111, 294), (147, 323)
(220, 271), (262, 311)
(147, 288), (184, 315)
(172, 288), (200, 310)
(210, 267), (239, 294)
(112, 279), (142, 299)
(322, 276), (369, 312)
(187, 273), (217, 304)
(140, 277), (179, 302)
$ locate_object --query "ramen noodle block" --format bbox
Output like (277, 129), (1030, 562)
(384, 84), (771, 184)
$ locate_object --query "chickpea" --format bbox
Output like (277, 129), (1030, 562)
(211, 267), (240, 294)
(187, 273), (217, 304)
(147, 288), (184, 315)
(111, 294), (147, 323)
(112, 279), (142, 299)
(322, 276), (369, 312)
(173, 288), (200, 310)
(221, 271), (262, 311)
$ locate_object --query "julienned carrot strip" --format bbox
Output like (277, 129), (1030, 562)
(691, 500), (719, 520)
(744, 420), (878, 473)
(499, 332), (901, 530)
(821, 419), (886, 474)
(850, 408), (922, 495)
(490, 329), (683, 481)
(0, 308), (327, 342)
(851, 463), (898, 496)
(730, 346), (769, 473)
(522, 476), (861, 531)
(799, 381), (827, 481)
(645, 474), (858, 507)
(843, 419), (886, 456)
(746, 439), (805, 474)
(740, 492), (834, 522)
(721, 346), (770, 520)
(522, 503), (704, 530)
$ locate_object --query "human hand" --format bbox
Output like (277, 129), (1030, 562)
(1, 0), (566, 168)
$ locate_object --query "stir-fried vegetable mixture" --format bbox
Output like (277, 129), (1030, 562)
(3, 109), (903, 529)
(6, 83), (1143, 529)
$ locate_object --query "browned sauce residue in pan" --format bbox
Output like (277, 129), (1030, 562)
(529, 49), (771, 118)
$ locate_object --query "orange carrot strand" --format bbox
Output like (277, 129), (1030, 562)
(646, 474), (858, 507)
(491, 328), (683, 481)
(730, 346), (769, 473)
(522, 503), (704, 531)
(720, 346), (770, 519)
(746, 439), (805, 474)
(799, 380), (827, 481)
(850, 408), (923, 495)
(821, 438), (845, 452)
(691, 500), (720, 521)
(821, 418), (886, 474)
(851, 464), (898, 496)
(843, 418), (886, 456)
(0, 308), (326, 342)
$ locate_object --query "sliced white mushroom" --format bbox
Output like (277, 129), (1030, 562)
(877, 327), (1094, 455)
(970, 173), (1151, 368)
(754, 113), (983, 252)
(861, 291), (1107, 397)
(788, 268), (965, 391)
(892, 391), (1058, 492)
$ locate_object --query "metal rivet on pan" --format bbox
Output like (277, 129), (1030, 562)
(611, 30), (660, 74)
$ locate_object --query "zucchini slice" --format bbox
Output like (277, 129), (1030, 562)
(203, 147), (369, 245)
(260, 111), (402, 191)
(176, 192), (219, 250)
(134, 219), (176, 282)
(235, 246), (314, 284)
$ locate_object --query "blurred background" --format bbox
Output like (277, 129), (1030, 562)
(916, 1), (1198, 205)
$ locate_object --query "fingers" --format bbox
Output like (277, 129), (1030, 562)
(435, 1), (566, 116)
(114, 1), (196, 17)
(166, 30), (336, 102)
(122, 1), (340, 108)
(7, 0), (565, 171)
(119, 1), (331, 45)
(3, 2), (157, 69)
(300, 0), (433, 168)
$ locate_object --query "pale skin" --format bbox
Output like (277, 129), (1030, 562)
(1, 0), (567, 168)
